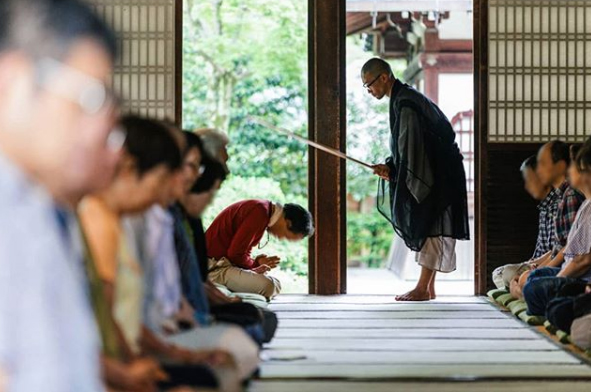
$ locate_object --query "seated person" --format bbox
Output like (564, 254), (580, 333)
(492, 155), (553, 289)
(509, 144), (584, 298)
(545, 281), (590, 333)
(522, 142), (591, 316)
(205, 200), (315, 299)
(127, 127), (260, 384)
(571, 286), (591, 349)
(534, 141), (585, 270)
(80, 115), (233, 390)
(180, 156), (278, 344)
(503, 144), (582, 299)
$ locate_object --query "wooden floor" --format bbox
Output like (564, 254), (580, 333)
(248, 295), (591, 392)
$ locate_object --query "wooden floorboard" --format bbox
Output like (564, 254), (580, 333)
(249, 381), (591, 392)
(251, 295), (591, 392)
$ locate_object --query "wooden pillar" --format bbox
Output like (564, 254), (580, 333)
(474, 0), (488, 295)
(308, 0), (347, 294)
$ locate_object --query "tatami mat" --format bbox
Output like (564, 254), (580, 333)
(249, 295), (591, 392)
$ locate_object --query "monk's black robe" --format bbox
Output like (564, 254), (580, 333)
(377, 80), (470, 252)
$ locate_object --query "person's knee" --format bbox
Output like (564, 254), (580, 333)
(523, 280), (543, 315)
(260, 276), (281, 299)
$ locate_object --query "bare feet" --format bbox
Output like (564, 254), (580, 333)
(428, 285), (436, 300)
(395, 288), (431, 301)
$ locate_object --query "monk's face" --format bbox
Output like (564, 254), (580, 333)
(361, 72), (390, 100)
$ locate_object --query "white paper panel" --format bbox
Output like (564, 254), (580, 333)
(489, 0), (591, 142)
(89, 0), (176, 120)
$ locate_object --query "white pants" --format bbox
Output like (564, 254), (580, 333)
(416, 237), (457, 273)
(165, 323), (259, 386)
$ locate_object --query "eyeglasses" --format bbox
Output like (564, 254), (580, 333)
(185, 162), (206, 176)
(36, 57), (120, 115)
(363, 73), (384, 90)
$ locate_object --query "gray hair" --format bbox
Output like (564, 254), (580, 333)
(194, 128), (229, 162)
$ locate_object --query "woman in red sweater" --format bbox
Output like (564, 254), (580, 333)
(205, 199), (314, 299)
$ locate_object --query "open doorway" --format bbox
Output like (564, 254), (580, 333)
(181, 1), (309, 293)
(344, 2), (475, 296)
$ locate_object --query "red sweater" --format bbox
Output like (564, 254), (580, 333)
(205, 199), (272, 269)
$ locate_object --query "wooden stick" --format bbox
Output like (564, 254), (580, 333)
(249, 117), (374, 170)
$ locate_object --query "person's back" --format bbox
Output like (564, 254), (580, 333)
(206, 199), (272, 268)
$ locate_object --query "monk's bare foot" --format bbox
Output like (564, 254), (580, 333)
(429, 286), (436, 300)
(395, 288), (431, 301)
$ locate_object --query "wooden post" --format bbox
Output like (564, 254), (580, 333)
(308, 0), (347, 294)
(474, 0), (488, 295)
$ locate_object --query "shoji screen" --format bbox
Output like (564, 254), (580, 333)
(489, 0), (591, 143)
(89, 0), (178, 121)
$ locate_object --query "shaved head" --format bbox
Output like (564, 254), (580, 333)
(361, 58), (392, 78)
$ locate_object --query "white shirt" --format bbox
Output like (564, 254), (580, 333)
(0, 152), (103, 392)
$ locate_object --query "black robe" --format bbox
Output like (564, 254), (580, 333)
(377, 80), (470, 252)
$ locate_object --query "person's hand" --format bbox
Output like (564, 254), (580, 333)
(181, 349), (234, 367)
(255, 255), (280, 269)
(126, 357), (164, 391)
(371, 164), (390, 180)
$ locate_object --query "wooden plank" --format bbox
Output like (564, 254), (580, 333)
(250, 380), (591, 392)
(275, 311), (507, 319)
(264, 338), (558, 352)
(262, 350), (582, 365)
(270, 303), (497, 312)
(272, 295), (487, 304)
(273, 328), (542, 340)
(278, 318), (521, 329)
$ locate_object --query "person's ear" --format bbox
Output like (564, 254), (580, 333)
(119, 153), (137, 174)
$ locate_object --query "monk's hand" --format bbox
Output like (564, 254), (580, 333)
(371, 164), (390, 180)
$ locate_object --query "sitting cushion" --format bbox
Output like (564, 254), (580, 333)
(507, 300), (527, 316)
(213, 283), (269, 309)
(487, 288), (509, 300)
(556, 330), (572, 344)
(518, 311), (546, 325)
(497, 293), (517, 307)
(544, 320), (559, 334)
(571, 314), (591, 350)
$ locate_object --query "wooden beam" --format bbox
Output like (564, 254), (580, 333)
(473, 0), (488, 295)
(308, 0), (347, 294)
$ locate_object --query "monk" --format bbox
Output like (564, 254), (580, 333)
(361, 58), (470, 301)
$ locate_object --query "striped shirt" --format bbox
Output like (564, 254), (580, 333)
(533, 188), (560, 258)
(562, 199), (591, 282)
(553, 181), (585, 253)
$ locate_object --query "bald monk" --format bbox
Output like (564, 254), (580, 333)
(361, 58), (470, 301)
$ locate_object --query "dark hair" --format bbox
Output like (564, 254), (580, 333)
(121, 115), (182, 176)
(183, 130), (205, 158)
(576, 138), (591, 171)
(0, 0), (118, 61)
(549, 140), (570, 166)
(190, 159), (227, 194)
(570, 144), (583, 162)
(361, 58), (393, 77)
(520, 155), (537, 172)
(284, 203), (314, 237)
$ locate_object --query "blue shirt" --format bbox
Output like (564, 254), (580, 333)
(169, 204), (210, 325)
(0, 152), (103, 392)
